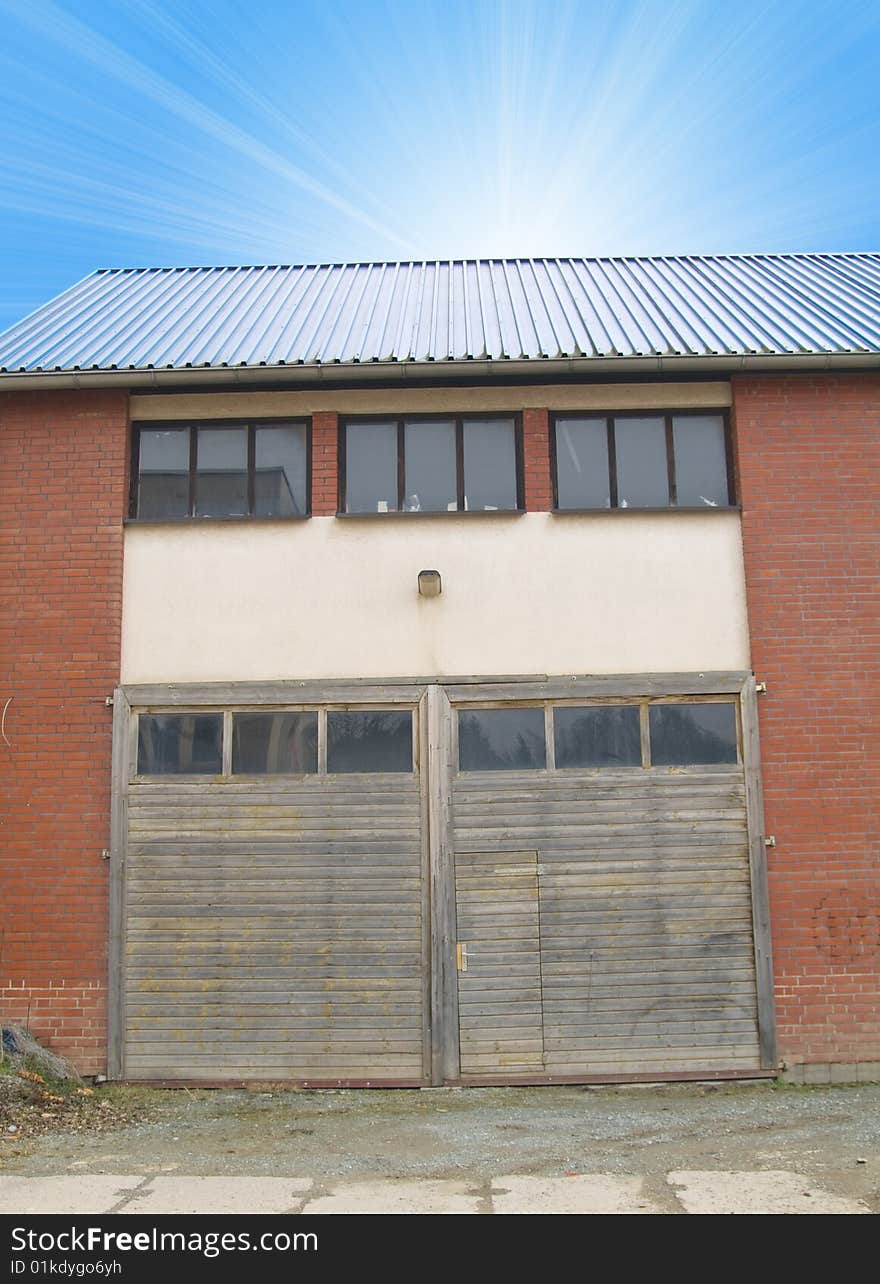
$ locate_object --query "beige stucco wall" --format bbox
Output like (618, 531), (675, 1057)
(129, 380), (730, 420)
(121, 512), (749, 683)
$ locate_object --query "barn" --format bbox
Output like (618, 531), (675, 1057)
(1, 255), (877, 1085)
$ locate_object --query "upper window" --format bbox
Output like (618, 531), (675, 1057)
(553, 412), (732, 510)
(648, 702), (738, 766)
(326, 710), (414, 773)
(341, 416), (521, 514)
(458, 707), (546, 771)
(456, 699), (739, 772)
(131, 421), (309, 520)
(232, 712), (318, 775)
(137, 713), (224, 775)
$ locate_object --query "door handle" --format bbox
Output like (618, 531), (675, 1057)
(456, 942), (468, 972)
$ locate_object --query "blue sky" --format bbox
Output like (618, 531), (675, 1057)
(1, 0), (879, 329)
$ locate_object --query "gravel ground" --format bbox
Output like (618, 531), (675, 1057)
(1, 1080), (878, 1210)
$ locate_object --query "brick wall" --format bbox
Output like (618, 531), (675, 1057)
(0, 390), (129, 1073)
(733, 374), (880, 1067)
(522, 408), (552, 511)
(311, 412), (339, 515)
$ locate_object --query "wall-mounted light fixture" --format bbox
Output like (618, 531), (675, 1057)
(417, 569), (442, 598)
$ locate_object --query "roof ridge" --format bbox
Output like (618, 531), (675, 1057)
(93, 252), (880, 276)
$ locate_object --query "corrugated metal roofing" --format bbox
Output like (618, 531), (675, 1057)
(2, 254), (880, 376)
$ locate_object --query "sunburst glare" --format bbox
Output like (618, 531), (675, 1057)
(0, 0), (878, 327)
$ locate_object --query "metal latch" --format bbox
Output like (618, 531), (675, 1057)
(456, 942), (468, 972)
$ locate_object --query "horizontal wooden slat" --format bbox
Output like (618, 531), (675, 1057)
(126, 1014), (421, 1029)
(129, 777), (420, 796)
(454, 767), (742, 793)
(125, 991), (423, 1011)
(126, 847), (419, 864)
(444, 673), (747, 702)
(126, 681), (427, 706)
(125, 1062), (426, 1077)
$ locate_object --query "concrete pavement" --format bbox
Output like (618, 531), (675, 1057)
(0, 1171), (871, 1214)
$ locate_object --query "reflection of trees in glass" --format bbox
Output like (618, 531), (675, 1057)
(459, 710), (545, 770)
(555, 706), (641, 767)
(233, 714), (317, 774)
(649, 704), (737, 765)
(327, 712), (413, 773)
(138, 714), (222, 774)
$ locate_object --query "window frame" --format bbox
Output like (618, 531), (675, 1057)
(128, 417), (312, 522)
(456, 702), (549, 772)
(550, 409), (736, 512)
(453, 694), (743, 774)
(135, 710), (226, 777)
(133, 703), (419, 779)
(337, 412), (524, 515)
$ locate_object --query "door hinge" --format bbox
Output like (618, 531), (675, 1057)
(456, 942), (468, 972)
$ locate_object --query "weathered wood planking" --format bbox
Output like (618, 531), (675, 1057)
(123, 769), (426, 1082)
(455, 851), (544, 1072)
(451, 763), (761, 1078)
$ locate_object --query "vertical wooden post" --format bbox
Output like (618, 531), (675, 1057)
(108, 688), (132, 1080)
(427, 684), (460, 1084)
(740, 675), (778, 1070)
(417, 691), (432, 1083)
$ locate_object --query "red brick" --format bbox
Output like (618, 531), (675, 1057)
(0, 390), (128, 1075)
(311, 412), (339, 515)
(522, 408), (552, 511)
(733, 373), (880, 1066)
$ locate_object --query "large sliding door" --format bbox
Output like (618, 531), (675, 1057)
(110, 675), (775, 1083)
(113, 689), (428, 1083)
(445, 677), (776, 1083)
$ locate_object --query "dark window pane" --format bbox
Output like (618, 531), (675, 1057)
(458, 708), (546, 771)
(345, 422), (398, 513)
(649, 703), (738, 765)
(554, 705), (642, 768)
(555, 417), (610, 509)
(404, 420), (457, 512)
(255, 425), (307, 517)
(673, 415), (730, 507)
(614, 416), (668, 508)
(137, 429), (190, 518)
(463, 418), (517, 511)
(327, 711), (413, 772)
(232, 712), (317, 774)
(196, 427), (248, 517)
(137, 714), (223, 774)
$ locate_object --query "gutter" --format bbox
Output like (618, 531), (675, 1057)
(0, 351), (879, 392)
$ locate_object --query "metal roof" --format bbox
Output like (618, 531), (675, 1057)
(2, 254), (880, 379)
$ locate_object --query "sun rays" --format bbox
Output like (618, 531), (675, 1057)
(0, 0), (878, 327)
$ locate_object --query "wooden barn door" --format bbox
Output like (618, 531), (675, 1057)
(443, 678), (774, 1084)
(454, 851), (544, 1076)
(113, 687), (429, 1084)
